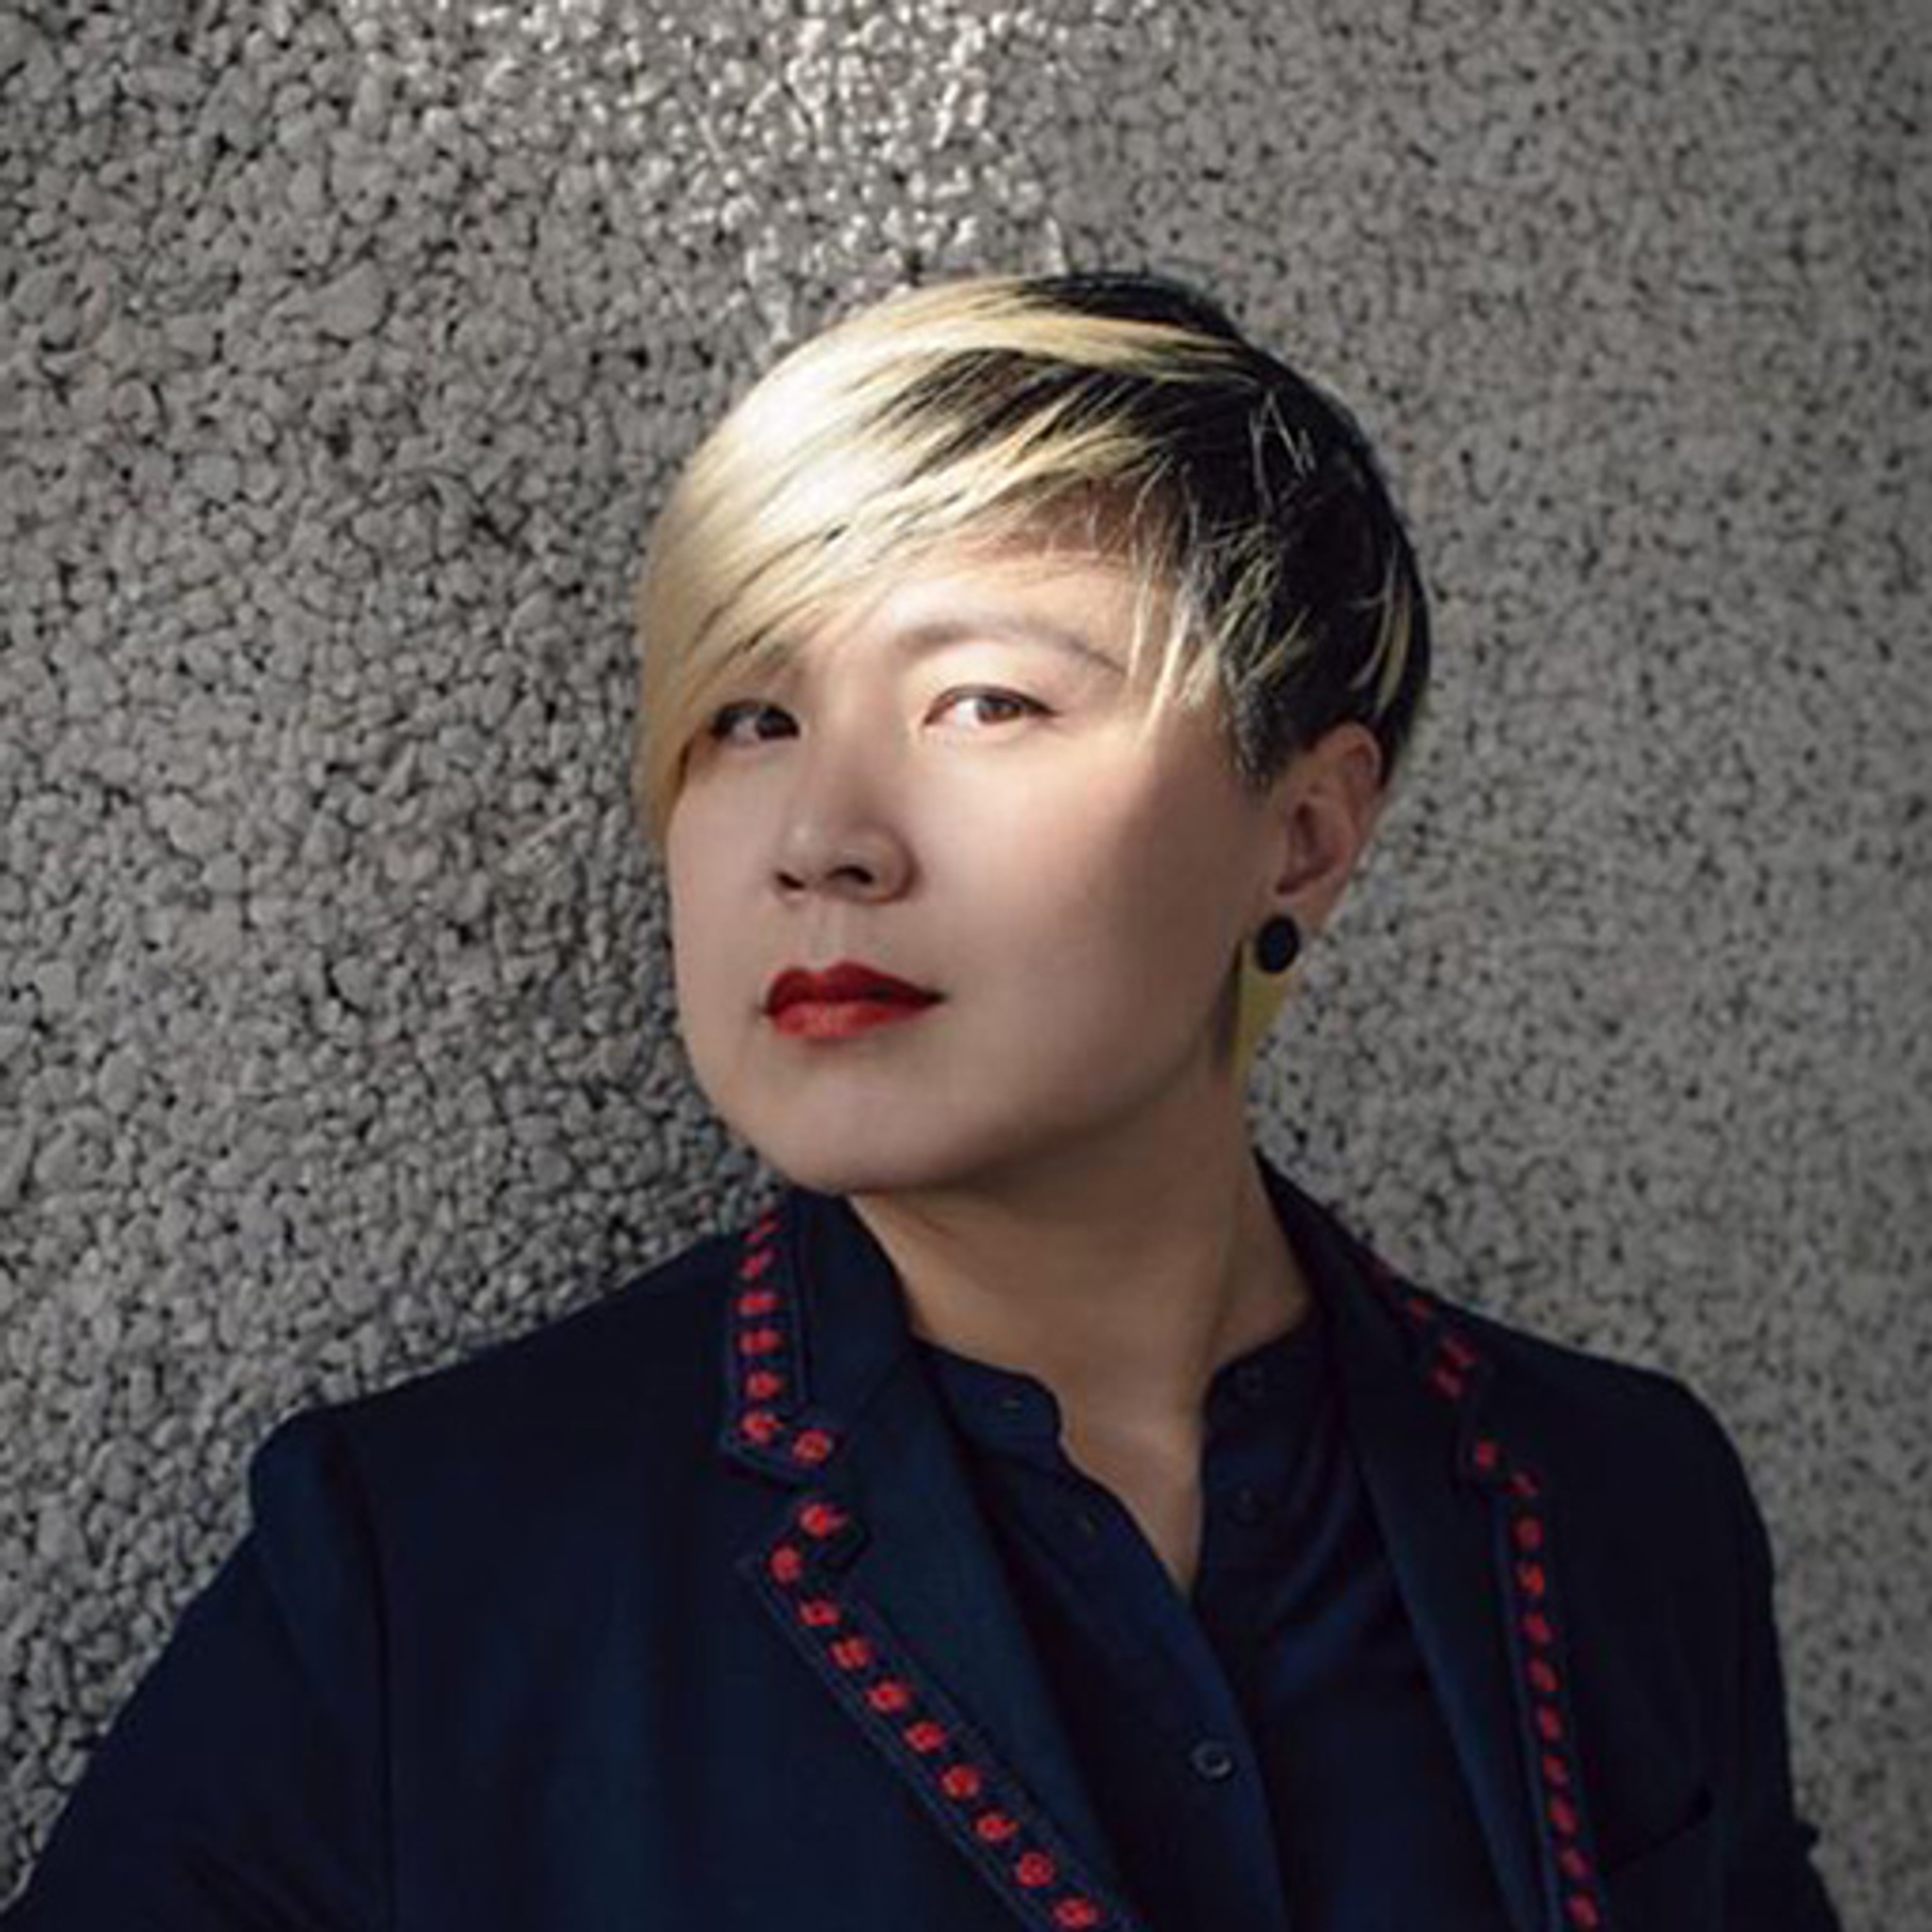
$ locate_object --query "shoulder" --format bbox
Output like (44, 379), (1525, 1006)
(1437, 1287), (1727, 1443)
(246, 1219), (744, 1543)
(1289, 1159), (1740, 1499)
(1401, 1276), (1758, 1566)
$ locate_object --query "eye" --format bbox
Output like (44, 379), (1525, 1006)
(704, 701), (784, 748)
(702, 688), (1048, 748)
(935, 687), (1047, 728)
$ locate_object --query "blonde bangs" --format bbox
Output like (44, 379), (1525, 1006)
(632, 287), (1239, 850)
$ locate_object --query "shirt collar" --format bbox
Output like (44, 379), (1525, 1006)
(912, 1279), (1330, 1457)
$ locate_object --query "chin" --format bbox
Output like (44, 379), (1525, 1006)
(739, 1096), (1097, 1208)
(721, 1091), (967, 1196)
(741, 1135), (954, 1201)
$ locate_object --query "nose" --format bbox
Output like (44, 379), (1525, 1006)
(772, 739), (913, 902)
(776, 837), (907, 898)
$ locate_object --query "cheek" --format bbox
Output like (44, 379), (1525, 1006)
(975, 812), (1237, 1020)
(666, 793), (741, 925)
(664, 857), (746, 1022)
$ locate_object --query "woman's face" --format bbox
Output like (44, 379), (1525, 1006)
(662, 538), (1312, 1198)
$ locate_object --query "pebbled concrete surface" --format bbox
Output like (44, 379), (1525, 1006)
(1, 0), (1924, 1913)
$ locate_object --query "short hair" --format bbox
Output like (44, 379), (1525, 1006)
(630, 268), (1431, 857)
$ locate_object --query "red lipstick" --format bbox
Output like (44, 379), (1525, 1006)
(766, 959), (942, 1041)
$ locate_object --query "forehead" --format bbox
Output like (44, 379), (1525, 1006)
(786, 537), (1161, 674)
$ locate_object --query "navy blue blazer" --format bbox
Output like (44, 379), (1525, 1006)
(5, 1151), (1840, 1931)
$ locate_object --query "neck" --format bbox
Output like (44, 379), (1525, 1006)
(848, 1111), (1311, 1441)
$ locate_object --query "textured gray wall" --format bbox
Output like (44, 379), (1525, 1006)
(2, 0), (1924, 1916)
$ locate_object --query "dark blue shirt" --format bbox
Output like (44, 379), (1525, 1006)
(911, 1287), (1515, 1930)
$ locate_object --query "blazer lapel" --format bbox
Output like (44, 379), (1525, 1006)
(722, 1186), (1149, 1932)
(722, 1156), (1620, 1932)
(1259, 1154), (1618, 1932)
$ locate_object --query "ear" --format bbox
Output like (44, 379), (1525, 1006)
(1261, 724), (1386, 937)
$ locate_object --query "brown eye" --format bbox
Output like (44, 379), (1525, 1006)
(933, 688), (1047, 727)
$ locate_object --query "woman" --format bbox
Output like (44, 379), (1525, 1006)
(4, 270), (1840, 1930)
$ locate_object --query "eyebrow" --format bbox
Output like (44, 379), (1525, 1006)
(885, 610), (1124, 678)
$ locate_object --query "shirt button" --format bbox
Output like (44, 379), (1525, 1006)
(1190, 1739), (1237, 1781)
(1234, 1363), (1268, 1403)
(998, 1394), (1028, 1415)
(1072, 1509), (1103, 1541)
(1230, 1486), (1265, 1524)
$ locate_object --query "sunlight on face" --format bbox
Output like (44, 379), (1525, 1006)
(662, 541), (1275, 1198)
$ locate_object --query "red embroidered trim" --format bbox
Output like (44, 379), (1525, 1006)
(1377, 1265), (1616, 1932)
(729, 1209), (1140, 1930)
(724, 1207), (846, 1475)
(753, 1489), (1135, 1932)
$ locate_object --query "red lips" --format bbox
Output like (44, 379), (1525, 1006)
(766, 960), (941, 1014)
